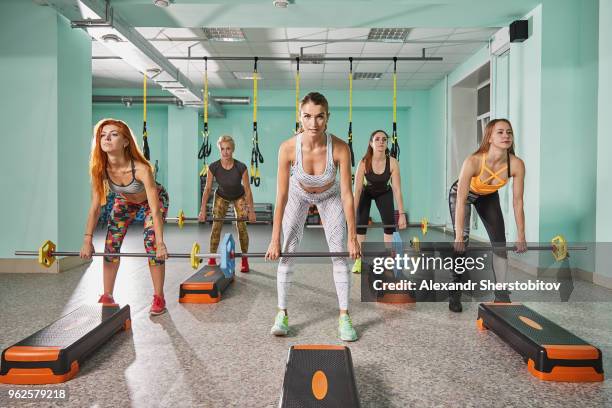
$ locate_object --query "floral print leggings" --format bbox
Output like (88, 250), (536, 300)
(104, 185), (169, 266)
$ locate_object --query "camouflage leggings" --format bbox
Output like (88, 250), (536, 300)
(210, 193), (249, 253)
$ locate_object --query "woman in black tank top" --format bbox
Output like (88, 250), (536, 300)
(352, 130), (407, 273)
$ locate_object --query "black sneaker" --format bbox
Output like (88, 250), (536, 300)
(449, 291), (463, 313)
(493, 290), (512, 303)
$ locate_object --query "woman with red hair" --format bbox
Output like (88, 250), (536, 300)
(80, 119), (169, 315)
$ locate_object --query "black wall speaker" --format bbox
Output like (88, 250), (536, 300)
(510, 20), (529, 43)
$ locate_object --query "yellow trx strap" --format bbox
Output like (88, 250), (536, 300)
(142, 72), (150, 160)
(348, 57), (355, 167)
(199, 57), (211, 175)
(250, 57), (263, 186)
(390, 57), (400, 160)
(295, 57), (300, 132)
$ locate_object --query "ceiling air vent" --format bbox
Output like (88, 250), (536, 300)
(353, 72), (383, 80)
(290, 53), (324, 64)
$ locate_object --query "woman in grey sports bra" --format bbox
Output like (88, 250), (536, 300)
(265, 92), (360, 342)
(79, 119), (170, 316)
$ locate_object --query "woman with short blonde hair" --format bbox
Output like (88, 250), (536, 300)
(199, 135), (256, 272)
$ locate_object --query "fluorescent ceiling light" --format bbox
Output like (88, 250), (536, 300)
(154, 0), (172, 7)
(203, 27), (246, 42)
(101, 34), (122, 43)
(233, 72), (262, 80)
(367, 28), (410, 43)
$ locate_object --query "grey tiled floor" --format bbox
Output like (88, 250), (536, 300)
(0, 225), (610, 407)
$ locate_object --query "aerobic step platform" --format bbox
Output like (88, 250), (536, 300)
(279, 345), (360, 408)
(0, 304), (131, 384)
(477, 302), (603, 382)
(179, 265), (233, 303)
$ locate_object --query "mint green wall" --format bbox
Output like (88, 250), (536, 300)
(507, 5), (543, 244)
(92, 104), (169, 187)
(596, 0), (612, 281)
(597, 2), (612, 242)
(0, 0), (57, 258)
(57, 14), (92, 252)
(539, 0), (598, 242)
(167, 106), (199, 217)
(426, 80), (448, 227)
(445, 45), (491, 241)
(539, 0), (598, 271)
(0, 0), (90, 259)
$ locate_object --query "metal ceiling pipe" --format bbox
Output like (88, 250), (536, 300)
(93, 95), (250, 106)
(46, 0), (224, 117)
(213, 96), (250, 105)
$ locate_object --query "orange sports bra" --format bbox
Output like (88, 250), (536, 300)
(469, 153), (510, 195)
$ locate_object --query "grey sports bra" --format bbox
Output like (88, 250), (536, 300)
(291, 132), (337, 188)
(106, 159), (145, 194)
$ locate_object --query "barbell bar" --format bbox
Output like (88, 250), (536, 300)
(166, 209), (269, 228)
(409, 235), (587, 262)
(306, 217), (445, 235)
(18, 233), (586, 277)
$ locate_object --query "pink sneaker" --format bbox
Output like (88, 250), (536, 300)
(98, 294), (116, 305)
(149, 294), (167, 316)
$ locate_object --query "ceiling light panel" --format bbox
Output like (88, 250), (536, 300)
(367, 28), (410, 43)
(203, 27), (246, 42)
(233, 72), (262, 80)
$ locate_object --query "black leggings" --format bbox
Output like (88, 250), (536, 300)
(356, 188), (396, 235)
(448, 180), (506, 249)
(448, 181), (507, 283)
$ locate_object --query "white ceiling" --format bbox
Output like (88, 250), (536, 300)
(92, 27), (497, 91)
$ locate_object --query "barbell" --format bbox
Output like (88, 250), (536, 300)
(409, 235), (586, 262)
(166, 209), (269, 228)
(15, 236), (380, 278)
(306, 217), (445, 235)
(17, 233), (586, 278)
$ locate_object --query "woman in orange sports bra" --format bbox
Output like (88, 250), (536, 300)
(448, 119), (526, 312)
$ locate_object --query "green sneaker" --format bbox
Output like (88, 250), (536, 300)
(270, 311), (289, 336)
(351, 258), (362, 274)
(338, 314), (358, 342)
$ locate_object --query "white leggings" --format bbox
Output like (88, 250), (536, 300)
(277, 179), (350, 310)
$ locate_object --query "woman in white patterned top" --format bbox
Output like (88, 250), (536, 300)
(265, 92), (360, 342)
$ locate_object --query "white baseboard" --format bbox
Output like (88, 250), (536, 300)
(0, 257), (91, 273)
